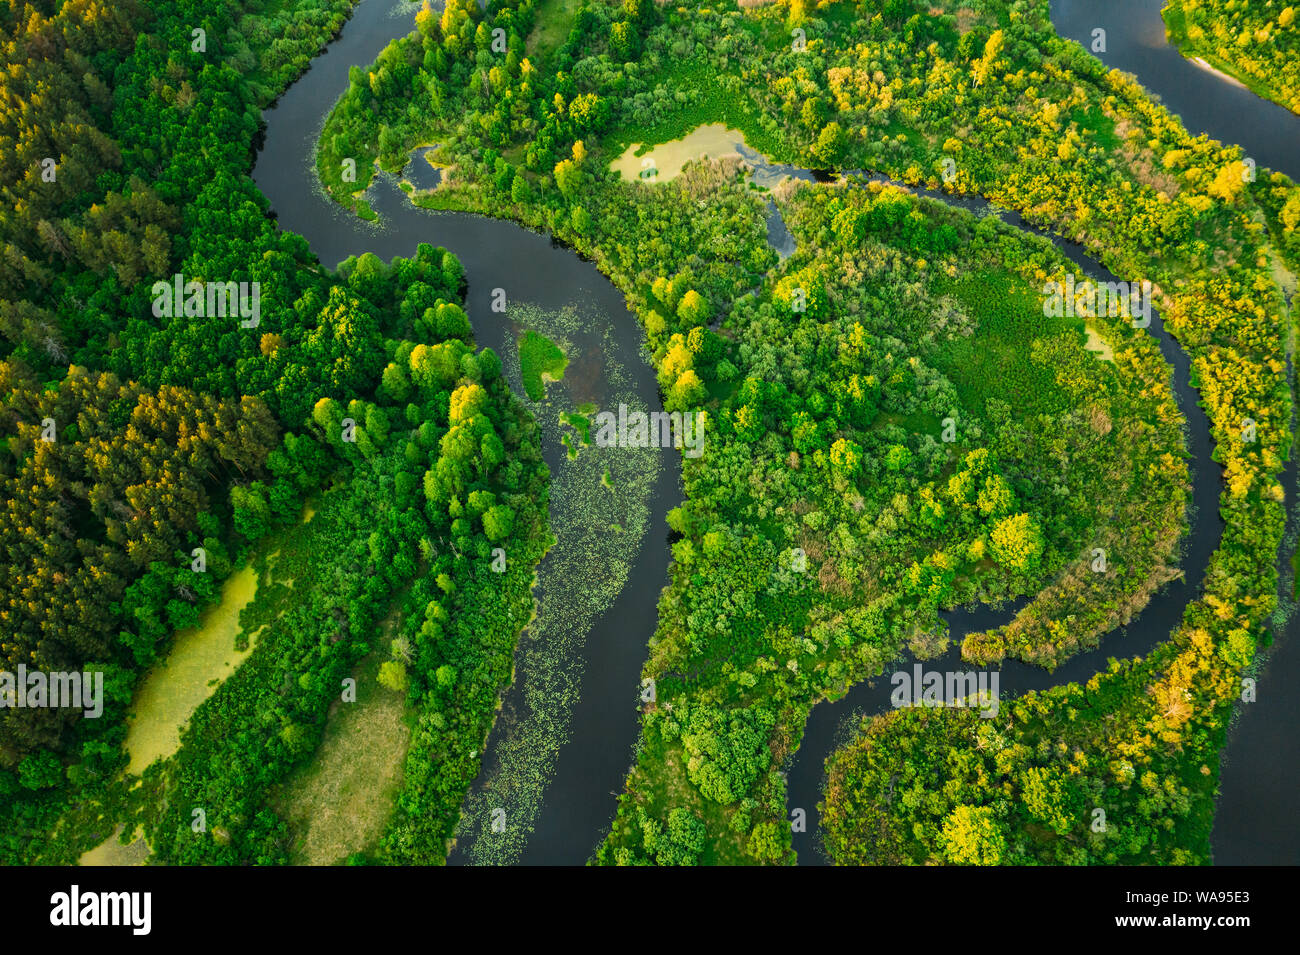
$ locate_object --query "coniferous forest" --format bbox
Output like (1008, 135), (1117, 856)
(1, 0), (1297, 905)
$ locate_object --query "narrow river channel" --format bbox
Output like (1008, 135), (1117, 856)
(254, 0), (679, 865)
(1049, 0), (1300, 867)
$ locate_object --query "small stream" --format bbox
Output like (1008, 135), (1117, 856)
(783, 174), (1223, 865)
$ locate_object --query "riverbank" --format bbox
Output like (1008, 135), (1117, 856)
(1161, 0), (1300, 117)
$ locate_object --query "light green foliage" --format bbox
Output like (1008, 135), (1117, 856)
(665, 704), (776, 805)
(518, 329), (568, 401)
(377, 661), (409, 694)
(988, 513), (1044, 573)
(940, 805), (1006, 865)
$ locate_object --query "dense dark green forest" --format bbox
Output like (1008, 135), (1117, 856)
(0, 0), (551, 865)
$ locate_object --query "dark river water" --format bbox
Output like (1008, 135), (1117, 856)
(1051, 0), (1300, 182)
(253, 0), (1298, 865)
(785, 180), (1225, 864)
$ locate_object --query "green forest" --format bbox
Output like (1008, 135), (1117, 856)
(0, 0), (550, 865)
(2, 0), (1297, 867)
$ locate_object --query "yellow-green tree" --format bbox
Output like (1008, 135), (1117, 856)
(939, 805), (1006, 865)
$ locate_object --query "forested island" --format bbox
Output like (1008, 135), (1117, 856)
(0, 0), (1296, 868)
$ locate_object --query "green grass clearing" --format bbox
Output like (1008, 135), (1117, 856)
(932, 269), (1106, 418)
(275, 608), (412, 865)
(526, 0), (579, 61)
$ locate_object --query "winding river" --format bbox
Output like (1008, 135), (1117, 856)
(252, 0), (1297, 865)
(254, 0), (677, 866)
(785, 182), (1225, 865)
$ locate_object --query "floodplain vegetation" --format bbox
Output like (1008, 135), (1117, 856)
(0, 0), (1295, 867)
(0, 0), (549, 866)
(315, 0), (1297, 865)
